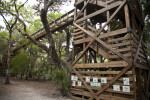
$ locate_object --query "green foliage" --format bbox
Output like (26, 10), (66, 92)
(0, 31), (8, 59)
(53, 32), (66, 57)
(11, 50), (35, 74)
(29, 18), (42, 33)
(0, 30), (8, 39)
(47, 13), (63, 23)
(51, 68), (69, 95)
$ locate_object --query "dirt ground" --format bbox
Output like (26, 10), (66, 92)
(0, 76), (71, 100)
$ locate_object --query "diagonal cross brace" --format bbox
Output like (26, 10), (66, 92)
(74, 23), (131, 64)
(72, 1), (126, 66)
(88, 64), (133, 100)
(72, 68), (96, 96)
(74, 0), (90, 22)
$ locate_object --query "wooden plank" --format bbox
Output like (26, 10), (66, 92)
(133, 31), (144, 67)
(74, 28), (128, 45)
(71, 83), (134, 89)
(132, 42), (138, 49)
(73, 30), (84, 36)
(109, 47), (131, 53)
(132, 66), (136, 100)
(74, 23), (85, 29)
(90, 43), (109, 59)
(76, 1), (124, 23)
(89, 0), (107, 7)
(74, 61), (128, 68)
(73, 34), (84, 40)
(71, 88), (134, 99)
(136, 68), (143, 100)
(99, 28), (128, 39)
(137, 57), (147, 64)
(74, 0), (90, 21)
(73, 37), (92, 45)
(71, 75), (134, 81)
(134, 63), (149, 70)
(72, 70), (133, 75)
(124, 4), (130, 27)
(108, 34), (130, 43)
(109, 53), (132, 59)
(83, 0), (87, 65)
(105, 88), (134, 95)
(109, 41), (131, 48)
(74, 28), (81, 32)
(87, 25), (97, 32)
(137, 51), (146, 59)
(131, 35), (138, 45)
(129, 2), (144, 26)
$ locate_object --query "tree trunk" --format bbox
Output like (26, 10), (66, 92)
(66, 32), (70, 55)
(5, 32), (11, 84)
(40, 7), (65, 69)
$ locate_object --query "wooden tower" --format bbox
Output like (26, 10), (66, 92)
(70, 0), (150, 100)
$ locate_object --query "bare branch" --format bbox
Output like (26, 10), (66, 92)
(47, 0), (54, 8)
(18, 0), (28, 11)
(14, 0), (18, 14)
(0, 13), (11, 30)
(10, 18), (18, 30)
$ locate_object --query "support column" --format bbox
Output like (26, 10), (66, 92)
(83, 0), (87, 64)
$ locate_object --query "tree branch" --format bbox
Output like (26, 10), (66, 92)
(10, 18), (18, 30)
(8, 1), (49, 53)
(0, 13), (11, 30)
(14, 0), (18, 14)
(17, 29), (49, 52)
(18, 0), (28, 11)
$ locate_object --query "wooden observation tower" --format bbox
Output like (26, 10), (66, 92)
(70, 0), (150, 100)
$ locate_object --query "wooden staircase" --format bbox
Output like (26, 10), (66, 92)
(13, 9), (75, 52)
(70, 0), (150, 100)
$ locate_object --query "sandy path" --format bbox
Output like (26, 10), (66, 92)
(0, 77), (71, 100)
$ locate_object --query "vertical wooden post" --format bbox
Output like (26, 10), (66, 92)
(107, 2), (112, 76)
(83, 0), (87, 64)
(147, 70), (150, 99)
(72, 7), (77, 62)
(131, 8), (137, 100)
(136, 68), (143, 100)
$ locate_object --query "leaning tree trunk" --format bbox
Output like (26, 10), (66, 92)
(40, 7), (64, 69)
(5, 32), (11, 84)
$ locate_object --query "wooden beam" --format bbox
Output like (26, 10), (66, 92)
(74, 28), (129, 45)
(134, 63), (149, 70)
(74, 61), (128, 68)
(74, 0), (90, 21)
(124, 4), (130, 27)
(72, 70), (132, 75)
(76, 1), (124, 23)
(90, 43), (109, 59)
(136, 68), (143, 100)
